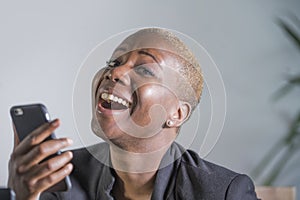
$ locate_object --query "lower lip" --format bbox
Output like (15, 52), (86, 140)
(97, 101), (128, 116)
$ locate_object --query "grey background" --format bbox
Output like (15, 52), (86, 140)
(1, 0), (300, 197)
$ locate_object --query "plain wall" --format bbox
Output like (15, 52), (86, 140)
(1, 0), (299, 197)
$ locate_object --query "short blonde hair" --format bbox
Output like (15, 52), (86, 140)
(133, 28), (204, 110)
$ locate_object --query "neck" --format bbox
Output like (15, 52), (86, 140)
(109, 142), (171, 200)
(112, 170), (156, 200)
(109, 141), (170, 173)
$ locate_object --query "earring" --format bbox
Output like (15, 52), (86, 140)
(166, 120), (174, 127)
(107, 73), (112, 79)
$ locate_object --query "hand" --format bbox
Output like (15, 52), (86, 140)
(8, 119), (73, 200)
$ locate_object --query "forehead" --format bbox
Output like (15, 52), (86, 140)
(112, 32), (182, 67)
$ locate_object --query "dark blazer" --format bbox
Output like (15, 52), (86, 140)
(41, 142), (259, 200)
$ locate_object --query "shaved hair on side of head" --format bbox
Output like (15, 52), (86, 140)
(133, 28), (204, 111)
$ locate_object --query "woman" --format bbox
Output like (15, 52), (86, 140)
(8, 28), (259, 200)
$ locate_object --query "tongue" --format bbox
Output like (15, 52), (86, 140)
(102, 101), (127, 110)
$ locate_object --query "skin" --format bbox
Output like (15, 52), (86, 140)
(8, 31), (194, 200)
(92, 32), (192, 199)
(95, 51), (182, 150)
(8, 119), (73, 200)
(92, 33), (192, 153)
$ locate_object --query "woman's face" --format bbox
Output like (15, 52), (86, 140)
(92, 33), (186, 151)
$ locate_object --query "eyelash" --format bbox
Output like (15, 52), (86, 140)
(135, 65), (155, 77)
(106, 60), (156, 77)
(106, 59), (120, 68)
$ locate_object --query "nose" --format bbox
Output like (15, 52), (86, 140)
(106, 65), (131, 86)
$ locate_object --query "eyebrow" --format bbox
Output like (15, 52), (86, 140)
(138, 50), (163, 69)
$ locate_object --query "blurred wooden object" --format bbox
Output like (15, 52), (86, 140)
(255, 186), (296, 200)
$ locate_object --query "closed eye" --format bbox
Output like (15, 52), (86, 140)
(135, 65), (155, 77)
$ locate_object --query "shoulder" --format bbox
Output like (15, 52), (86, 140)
(225, 174), (259, 200)
(175, 147), (258, 199)
(180, 148), (239, 180)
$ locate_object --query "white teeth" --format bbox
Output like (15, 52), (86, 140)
(108, 94), (114, 101)
(113, 96), (118, 102)
(101, 92), (130, 108)
(101, 93), (108, 99)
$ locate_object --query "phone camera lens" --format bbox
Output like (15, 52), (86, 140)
(14, 108), (23, 116)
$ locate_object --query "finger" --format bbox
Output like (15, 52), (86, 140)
(17, 138), (73, 173)
(14, 119), (60, 155)
(34, 163), (73, 193)
(23, 151), (73, 185)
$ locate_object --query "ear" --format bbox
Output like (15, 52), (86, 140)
(166, 101), (192, 128)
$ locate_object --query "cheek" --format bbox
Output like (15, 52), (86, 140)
(138, 86), (165, 109)
(141, 87), (160, 101)
(134, 85), (177, 126)
(138, 86), (176, 108)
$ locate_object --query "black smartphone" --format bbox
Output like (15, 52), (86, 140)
(10, 103), (72, 192)
(0, 188), (15, 200)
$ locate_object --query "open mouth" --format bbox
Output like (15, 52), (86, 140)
(99, 92), (130, 110)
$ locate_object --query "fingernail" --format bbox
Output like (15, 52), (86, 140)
(67, 163), (73, 172)
(68, 151), (73, 159)
(63, 163), (73, 175)
(51, 119), (59, 127)
(66, 138), (73, 145)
